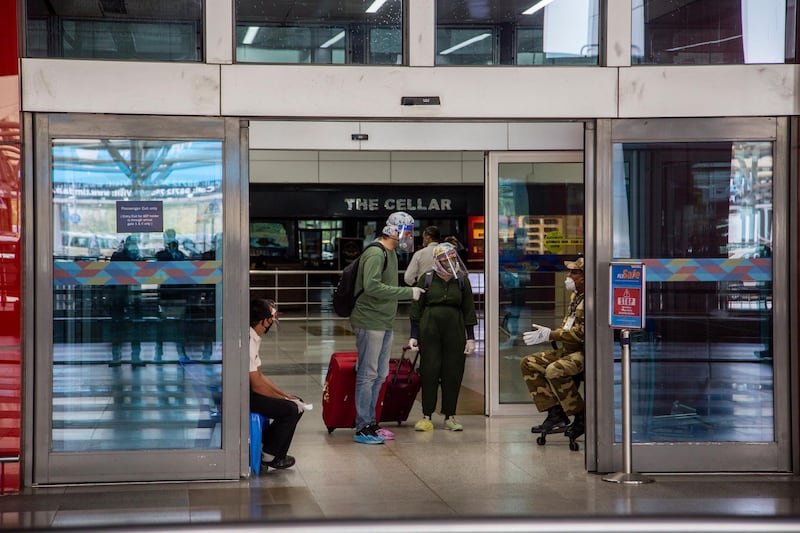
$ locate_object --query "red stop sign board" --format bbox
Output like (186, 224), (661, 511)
(609, 262), (645, 329)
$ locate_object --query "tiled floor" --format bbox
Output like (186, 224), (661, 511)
(3, 319), (800, 531)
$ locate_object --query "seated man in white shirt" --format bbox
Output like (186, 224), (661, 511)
(249, 298), (305, 471)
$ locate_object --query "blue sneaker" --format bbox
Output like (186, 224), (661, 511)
(353, 426), (384, 445)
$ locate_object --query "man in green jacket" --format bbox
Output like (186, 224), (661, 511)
(351, 211), (425, 444)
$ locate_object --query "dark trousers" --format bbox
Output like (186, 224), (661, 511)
(249, 393), (303, 459)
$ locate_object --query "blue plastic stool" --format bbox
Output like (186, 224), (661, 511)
(249, 413), (267, 475)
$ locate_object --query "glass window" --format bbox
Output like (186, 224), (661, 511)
(632, 0), (797, 65)
(51, 139), (223, 451)
(436, 0), (599, 65)
(496, 161), (585, 404)
(25, 0), (202, 61)
(613, 141), (774, 442)
(235, 0), (403, 65)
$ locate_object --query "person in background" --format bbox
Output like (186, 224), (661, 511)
(109, 235), (145, 368)
(155, 229), (190, 362)
(519, 257), (586, 440)
(403, 226), (442, 287)
(443, 234), (469, 265)
(409, 243), (477, 432)
(350, 211), (425, 444)
(249, 298), (305, 471)
(404, 225), (440, 286)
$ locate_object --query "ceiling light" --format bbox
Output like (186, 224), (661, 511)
(439, 33), (491, 55)
(366, 0), (388, 13)
(522, 0), (555, 15)
(242, 26), (259, 45)
(320, 31), (345, 49)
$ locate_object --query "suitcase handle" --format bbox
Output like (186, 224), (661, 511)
(390, 348), (420, 384)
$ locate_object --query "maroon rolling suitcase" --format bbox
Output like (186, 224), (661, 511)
(378, 349), (421, 426)
(322, 351), (359, 434)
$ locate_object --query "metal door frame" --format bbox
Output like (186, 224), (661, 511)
(485, 148), (591, 419)
(594, 117), (791, 473)
(26, 113), (249, 484)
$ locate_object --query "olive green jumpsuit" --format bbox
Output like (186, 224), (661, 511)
(410, 272), (477, 418)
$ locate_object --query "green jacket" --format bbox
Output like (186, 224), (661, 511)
(349, 240), (414, 331)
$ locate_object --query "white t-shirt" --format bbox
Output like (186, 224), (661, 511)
(249, 327), (262, 373)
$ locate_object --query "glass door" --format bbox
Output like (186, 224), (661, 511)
(596, 118), (791, 472)
(32, 114), (246, 483)
(487, 151), (585, 416)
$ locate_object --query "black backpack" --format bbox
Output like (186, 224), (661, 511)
(332, 242), (388, 317)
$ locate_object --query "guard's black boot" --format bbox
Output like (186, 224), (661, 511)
(565, 410), (585, 440)
(531, 404), (570, 433)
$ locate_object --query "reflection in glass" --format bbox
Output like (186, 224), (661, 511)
(25, 0), (203, 61)
(235, 0), (403, 64)
(51, 140), (223, 451)
(613, 142), (774, 443)
(436, 0), (599, 65)
(632, 0), (795, 65)
(496, 161), (584, 404)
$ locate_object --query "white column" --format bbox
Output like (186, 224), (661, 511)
(408, 0), (436, 67)
(606, 0), (632, 67)
(206, 0), (234, 64)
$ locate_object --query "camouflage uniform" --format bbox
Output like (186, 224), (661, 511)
(520, 292), (585, 415)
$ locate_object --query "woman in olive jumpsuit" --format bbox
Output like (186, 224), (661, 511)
(408, 243), (477, 431)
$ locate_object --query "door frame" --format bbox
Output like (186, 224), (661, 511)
(26, 113), (249, 484)
(594, 117), (792, 473)
(485, 148), (590, 418)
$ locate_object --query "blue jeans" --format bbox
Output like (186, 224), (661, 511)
(354, 328), (393, 431)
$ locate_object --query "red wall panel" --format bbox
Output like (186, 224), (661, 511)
(0, 0), (23, 494)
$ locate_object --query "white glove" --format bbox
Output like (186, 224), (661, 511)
(522, 324), (552, 346)
(464, 339), (475, 355)
(407, 338), (419, 351)
(289, 398), (313, 413)
(411, 287), (426, 301)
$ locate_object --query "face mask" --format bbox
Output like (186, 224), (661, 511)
(564, 277), (577, 293)
(396, 225), (414, 252)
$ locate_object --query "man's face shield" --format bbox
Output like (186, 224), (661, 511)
(396, 224), (414, 253)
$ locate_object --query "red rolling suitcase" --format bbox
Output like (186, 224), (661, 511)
(322, 351), (359, 434)
(322, 349), (420, 433)
(378, 349), (421, 426)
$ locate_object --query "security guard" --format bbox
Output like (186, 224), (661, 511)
(519, 257), (585, 439)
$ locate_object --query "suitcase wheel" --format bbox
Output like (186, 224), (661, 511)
(327, 426), (335, 434)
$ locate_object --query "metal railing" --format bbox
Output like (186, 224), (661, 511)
(249, 269), (485, 320)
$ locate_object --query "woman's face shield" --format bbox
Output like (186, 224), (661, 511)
(433, 248), (467, 279)
(396, 224), (414, 252)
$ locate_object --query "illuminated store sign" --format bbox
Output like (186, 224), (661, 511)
(344, 198), (453, 212)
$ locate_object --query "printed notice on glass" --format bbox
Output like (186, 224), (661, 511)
(116, 201), (164, 233)
(609, 261), (645, 330)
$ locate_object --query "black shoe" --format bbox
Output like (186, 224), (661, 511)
(565, 411), (585, 440)
(108, 361), (122, 367)
(131, 361), (146, 368)
(263, 455), (295, 470)
(531, 405), (570, 433)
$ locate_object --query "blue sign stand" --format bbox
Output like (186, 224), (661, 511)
(604, 261), (653, 485)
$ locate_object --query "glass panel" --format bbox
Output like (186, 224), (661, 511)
(51, 139), (223, 452)
(236, 0), (403, 65)
(632, 0), (796, 65)
(613, 142), (774, 442)
(436, 0), (599, 65)
(497, 161), (584, 404)
(25, 0), (203, 61)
